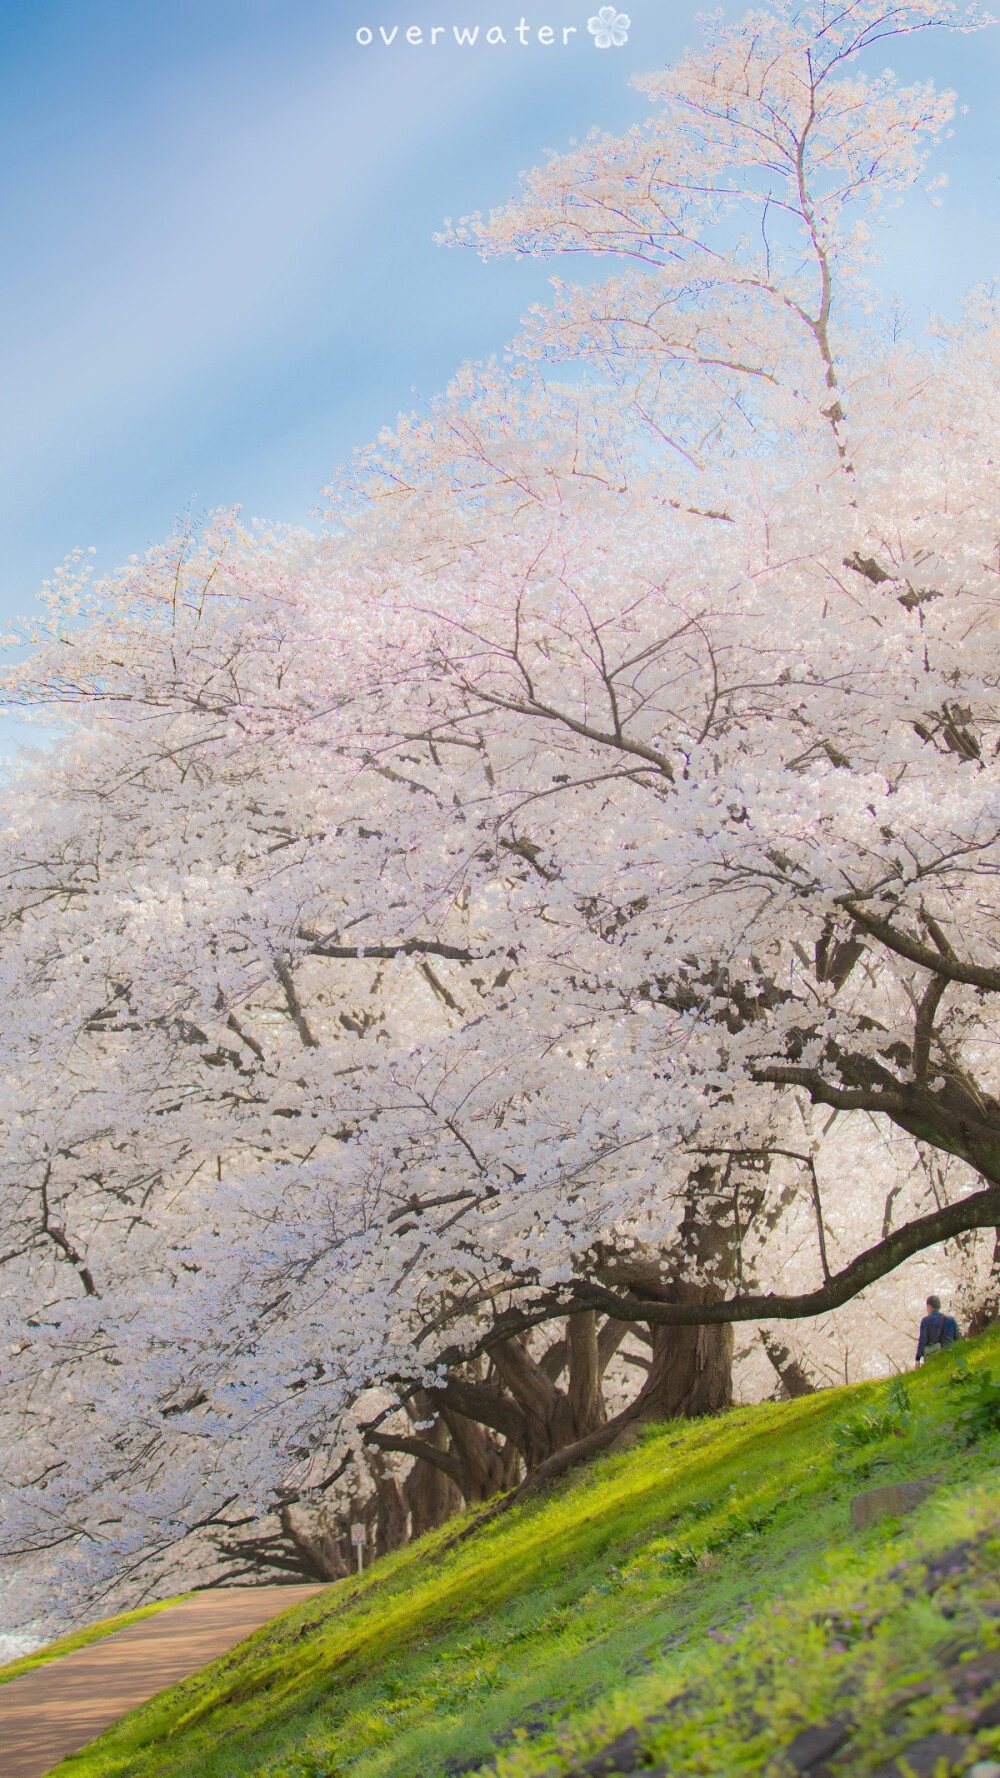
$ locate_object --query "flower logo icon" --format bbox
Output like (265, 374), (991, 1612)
(588, 5), (630, 47)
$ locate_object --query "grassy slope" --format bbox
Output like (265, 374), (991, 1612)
(51, 1330), (1000, 1778)
(0, 1593), (192, 1688)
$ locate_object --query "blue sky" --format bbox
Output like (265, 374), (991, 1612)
(1, 0), (999, 754)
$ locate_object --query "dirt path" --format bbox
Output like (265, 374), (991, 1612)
(0, 1584), (327, 1778)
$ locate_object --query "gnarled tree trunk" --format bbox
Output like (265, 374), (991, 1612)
(637, 1292), (734, 1419)
(278, 1504), (350, 1580)
(567, 1310), (610, 1437)
(440, 1403), (520, 1500)
(967, 1227), (1000, 1335)
(403, 1449), (463, 1536)
(760, 1329), (817, 1398)
(599, 1165), (741, 1423)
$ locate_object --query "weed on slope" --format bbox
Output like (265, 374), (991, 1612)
(51, 1330), (1000, 1778)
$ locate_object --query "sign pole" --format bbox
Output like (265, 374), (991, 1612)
(350, 1521), (367, 1576)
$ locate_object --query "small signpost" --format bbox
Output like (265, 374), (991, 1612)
(350, 1521), (367, 1575)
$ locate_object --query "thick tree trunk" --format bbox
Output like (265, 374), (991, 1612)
(368, 1451), (410, 1555)
(598, 1167), (738, 1421)
(403, 1452), (463, 1536)
(567, 1310), (608, 1438)
(424, 1320), (621, 1486)
(489, 1335), (576, 1463)
(760, 1329), (817, 1398)
(277, 1505), (350, 1580)
(968, 1227), (1000, 1335)
(440, 1405), (520, 1501)
(637, 1290), (734, 1420)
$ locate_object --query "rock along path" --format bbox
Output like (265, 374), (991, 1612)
(0, 1583), (326, 1778)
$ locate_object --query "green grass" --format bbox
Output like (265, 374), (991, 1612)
(0, 1592), (192, 1688)
(47, 1331), (1000, 1776)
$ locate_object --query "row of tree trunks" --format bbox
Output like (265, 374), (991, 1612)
(219, 1182), (756, 1580)
(219, 1177), (772, 1581)
(366, 1175), (748, 1526)
(219, 1186), (997, 1585)
(216, 1449), (414, 1582)
(366, 1306), (732, 1529)
(363, 1312), (631, 1525)
(216, 1310), (738, 1580)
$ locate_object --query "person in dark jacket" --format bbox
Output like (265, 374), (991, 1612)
(916, 1295), (960, 1364)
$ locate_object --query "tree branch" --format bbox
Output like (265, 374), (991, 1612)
(364, 1429), (466, 1487)
(300, 931), (477, 963)
(842, 901), (1000, 992)
(560, 1184), (1000, 1327)
(276, 962), (319, 1049)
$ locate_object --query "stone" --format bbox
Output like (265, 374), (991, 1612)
(967, 1764), (1000, 1778)
(781, 1715), (853, 1772)
(850, 1480), (936, 1531)
(490, 1696), (558, 1750)
(579, 1727), (642, 1774)
(871, 1731), (971, 1776)
(944, 1647), (1000, 1700)
(921, 1543), (977, 1593)
(647, 1688), (697, 1724)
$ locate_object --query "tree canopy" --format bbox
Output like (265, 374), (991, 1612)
(3, 0), (1000, 1625)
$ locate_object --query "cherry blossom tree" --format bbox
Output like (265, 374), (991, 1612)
(2, 0), (999, 1627)
(321, 0), (1000, 1330)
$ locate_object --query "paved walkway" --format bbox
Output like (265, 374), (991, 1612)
(0, 1584), (326, 1778)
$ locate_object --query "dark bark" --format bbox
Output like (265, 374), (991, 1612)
(278, 1505), (350, 1580)
(403, 1428), (464, 1537)
(300, 930), (476, 963)
(439, 1405), (519, 1500)
(752, 904), (1000, 1185)
(597, 1314), (631, 1377)
(756, 1052), (1000, 1187)
(505, 1405), (636, 1502)
(215, 1503), (350, 1582)
(760, 1330), (817, 1398)
(364, 1426), (466, 1489)
(478, 1181), (1000, 1339)
(489, 1335), (575, 1463)
(365, 1315), (626, 1528)
(538, 1331), (568, 1382)
(638, 1303), (734, 1419)
(597, 1167), (738, 1419)
(368, 1392), (518, 1508)
(432, 1325), (618, 1476)
(840, 902), (1000, 994)
(435, 1371), (530, 1451)
(367, 1451), (409, 1555)
(968, 1228), (1000, 1337)
(567, 1311), (609, 1437)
